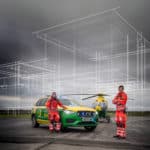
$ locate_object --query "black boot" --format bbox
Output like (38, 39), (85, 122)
(113, 135), (120, 138)
(118, 136), (126, 139)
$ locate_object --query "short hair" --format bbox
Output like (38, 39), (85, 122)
(119, 85), (124, 90)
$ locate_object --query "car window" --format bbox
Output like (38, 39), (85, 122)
(39, 98), (48, 106)
(36, 98), (48, 106)
(35, 99), (41, 106)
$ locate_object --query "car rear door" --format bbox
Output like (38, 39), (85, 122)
(37, 98), (49, 120)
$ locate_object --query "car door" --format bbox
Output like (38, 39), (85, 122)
(40, 98), (48, 120)
(35, 99), (44, 120)
(37, 98), (49, 120)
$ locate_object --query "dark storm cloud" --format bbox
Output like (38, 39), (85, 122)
(0, 0), (150, 64)
(0, 0), (48, 63)
(0, 22), (21, 63)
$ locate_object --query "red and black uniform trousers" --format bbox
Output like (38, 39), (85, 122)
(115, 106), (127, 138)
(48, 109), (61, 131)
(113, 92), (127, 138)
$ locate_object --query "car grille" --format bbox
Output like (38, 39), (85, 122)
(66, 119), (76, 123)
(78, 122), (95, 125)
(77, 111), (94, 117)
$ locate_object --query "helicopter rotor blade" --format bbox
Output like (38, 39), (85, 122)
(82, 94), (99, 100)
(128, 98), (135, 100)
(63, 93), (109, 96)
(82, 93), (110, 100)
(97, 94), (110, 96)
(62, 94), (95, 96)
(62, 93), (110, 100)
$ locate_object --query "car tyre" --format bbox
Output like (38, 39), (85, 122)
(32, 115), (39, 128)
(61, 126), (68, 132)
(84, 126), (96, 131)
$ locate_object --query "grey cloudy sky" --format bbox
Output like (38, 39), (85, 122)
(0, 0), (150, 63)
(0, 0), (150, 110)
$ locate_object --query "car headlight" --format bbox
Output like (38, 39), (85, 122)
(64, 110), (74, 114)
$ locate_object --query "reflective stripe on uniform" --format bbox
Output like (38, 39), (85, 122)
(116, 127), (126, 137)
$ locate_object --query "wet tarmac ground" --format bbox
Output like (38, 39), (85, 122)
(0, 117), (150, 150)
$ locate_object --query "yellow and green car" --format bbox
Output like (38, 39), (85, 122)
(31, 97), (99, 131)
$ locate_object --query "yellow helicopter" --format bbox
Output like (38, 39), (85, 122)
(82, 93), (110, 123)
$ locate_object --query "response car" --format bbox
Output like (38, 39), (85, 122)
(31, 97), (99, 131)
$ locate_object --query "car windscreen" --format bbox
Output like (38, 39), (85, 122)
(59, 99), (78, 106)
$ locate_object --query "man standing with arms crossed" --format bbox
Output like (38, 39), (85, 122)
(112, 85), (128, 139)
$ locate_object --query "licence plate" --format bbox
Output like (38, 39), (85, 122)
(82, 117), (92, 121)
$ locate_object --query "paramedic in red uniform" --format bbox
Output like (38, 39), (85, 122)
(112, 85), (128, 139)
(46, 92), (66, 132)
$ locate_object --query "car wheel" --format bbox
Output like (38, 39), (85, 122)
(61, 126), (68, 132)
(84, 126), (96, 131)
(32, 115), (39, 128)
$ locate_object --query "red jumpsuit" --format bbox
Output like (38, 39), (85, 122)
(113, 92), (127, 138)
(46, 97), (65, 131)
